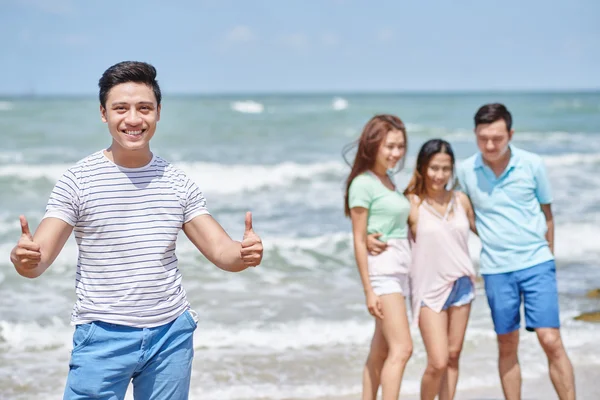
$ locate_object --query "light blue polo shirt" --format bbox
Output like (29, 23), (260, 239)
(457, 146), (554, 275)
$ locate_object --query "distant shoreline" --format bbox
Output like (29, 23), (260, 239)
(1, 88), (600, 100)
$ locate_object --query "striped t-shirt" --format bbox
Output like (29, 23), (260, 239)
(43, 151), (209, 328)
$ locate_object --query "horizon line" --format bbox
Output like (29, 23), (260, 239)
(1, 87), (599, 98)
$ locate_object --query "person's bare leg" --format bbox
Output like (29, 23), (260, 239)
(497, 330), (521, 400)
(362, 320), (388, 400)
(379, 294), (413, 400)
(536, 328), (575, 400)
(439, 303), (471, 400)
(419, 307), (448, 400)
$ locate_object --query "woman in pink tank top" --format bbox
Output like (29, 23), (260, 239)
(405, 139), (477, 400)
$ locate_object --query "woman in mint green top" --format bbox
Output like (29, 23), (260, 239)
(344, 114), (412, 400)
(349, 171), (411, 242)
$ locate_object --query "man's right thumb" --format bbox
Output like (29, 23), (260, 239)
(20, 215), (32, 238)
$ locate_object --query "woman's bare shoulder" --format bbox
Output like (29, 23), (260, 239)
(406, 193), (421, 205)
(455, 190), (472, 209)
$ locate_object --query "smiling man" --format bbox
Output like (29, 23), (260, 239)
(457, 103), (575, 400)
(9, 61), (264, 399)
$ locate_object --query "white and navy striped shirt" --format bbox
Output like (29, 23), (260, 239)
(43, 151), (209, 328)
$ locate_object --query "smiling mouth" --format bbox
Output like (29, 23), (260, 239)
(122, 129), (145, 137)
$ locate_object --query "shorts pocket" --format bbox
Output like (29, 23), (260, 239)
(183, 310), (198, 330)
(71, 323), (97, 353)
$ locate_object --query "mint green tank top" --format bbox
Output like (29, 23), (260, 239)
(348, 172), (411, 241)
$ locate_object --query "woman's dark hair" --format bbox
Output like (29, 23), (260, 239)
(474, 103), (512, 131)
(404, 139), (455, 198)
(98, 61), (162, 108)
(343, 114), (407, 217)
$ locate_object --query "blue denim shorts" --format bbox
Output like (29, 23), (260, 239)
(421, 276), (475, 310)
(483, 260), (560, 335)
(442, 276), (475, 310)
(63, 310), (198, 400)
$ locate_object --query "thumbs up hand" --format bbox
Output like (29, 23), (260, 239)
(240, 212), (263, 267)
(10, 215), (42, 271)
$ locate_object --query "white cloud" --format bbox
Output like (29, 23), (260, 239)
(224, 25), (257, 45)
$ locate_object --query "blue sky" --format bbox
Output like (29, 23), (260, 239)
(1, 0), (598, 94)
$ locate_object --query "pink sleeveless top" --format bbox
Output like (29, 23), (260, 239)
(410, 193), (476, 326)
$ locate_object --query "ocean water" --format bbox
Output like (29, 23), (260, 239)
(1, 92), (600, 399)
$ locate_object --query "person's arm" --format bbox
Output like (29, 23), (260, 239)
(533, 158), (554, 254)
(457, 191), (478, 235)
(366, 233), (387, 255)
(183, 212), (262, 272)
(407, 194), (420, 239)
(10, 216), (73, 279)
(541, 204), (554, 255)
(350, 207), (383, 319)
(179, 172), (262, 272)
(12, 168), (79, 278)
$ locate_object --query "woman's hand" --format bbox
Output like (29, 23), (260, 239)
(366, 290), (384, 319)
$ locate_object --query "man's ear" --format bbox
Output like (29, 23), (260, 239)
(100, 105), (107, 123)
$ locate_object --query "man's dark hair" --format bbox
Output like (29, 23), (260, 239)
(98, 61), (162, 108)
(474, 103), (512, 131)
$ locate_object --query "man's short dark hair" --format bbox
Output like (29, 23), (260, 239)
(474, 103), (512, 131)
(98, 61), (162, 108)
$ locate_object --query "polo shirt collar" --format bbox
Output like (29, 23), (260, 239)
(474, 145), (518, 171)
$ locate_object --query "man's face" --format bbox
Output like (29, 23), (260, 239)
(100, 82), (160, 153)
(475, 119), (513, 164)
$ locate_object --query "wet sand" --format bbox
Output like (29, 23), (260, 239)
(315, 363), (599, 399)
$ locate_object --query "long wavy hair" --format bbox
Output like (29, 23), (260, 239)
(343, 114), (407, 217)
(404, 138), (456, 199)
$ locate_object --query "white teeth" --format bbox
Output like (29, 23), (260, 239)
(125, 130), (142, 136)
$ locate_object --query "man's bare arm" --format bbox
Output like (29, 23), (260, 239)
(10, 216), (73, 278)
(541, 204), (554, 254)
(183, 213), (263, 272)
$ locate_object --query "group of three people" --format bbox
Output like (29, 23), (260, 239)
(345, 106), (576, 399)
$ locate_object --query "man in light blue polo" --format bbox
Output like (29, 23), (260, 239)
(457, 103), (575, 400)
